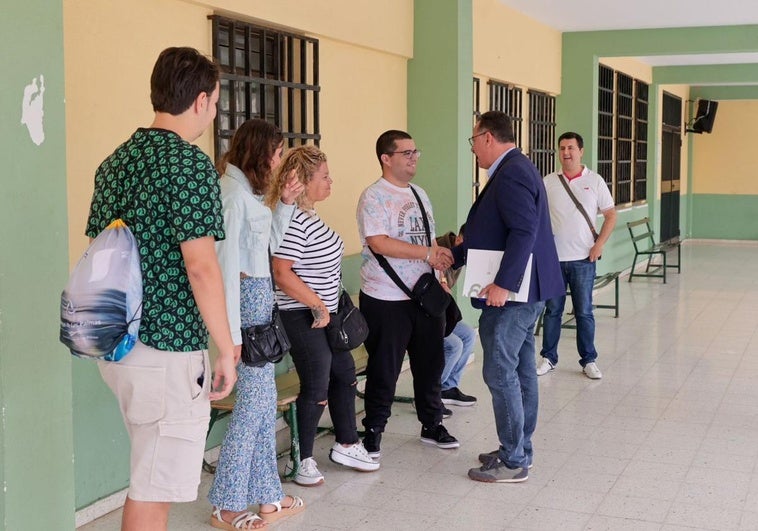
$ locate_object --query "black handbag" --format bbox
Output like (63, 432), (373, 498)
(326, 290), (369, 351)
(240, 305), (290, 367)
(240, 251), (291, 367)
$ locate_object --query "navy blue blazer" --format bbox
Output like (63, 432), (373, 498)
(452, 149), (564, 309)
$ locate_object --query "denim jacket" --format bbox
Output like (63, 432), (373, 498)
(216, 164), (295, 344)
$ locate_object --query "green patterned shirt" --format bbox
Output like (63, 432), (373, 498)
(86, 128), (225, 352)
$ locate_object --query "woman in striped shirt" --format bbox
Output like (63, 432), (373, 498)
(270, 146), (379, 487)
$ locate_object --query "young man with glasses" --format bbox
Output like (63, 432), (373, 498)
(357, 129), (459, 460)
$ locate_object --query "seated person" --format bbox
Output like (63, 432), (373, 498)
(437, 225), (477, 407)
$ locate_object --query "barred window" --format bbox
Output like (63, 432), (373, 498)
(527, 90), (556, 176)
(210, 15), (320, 159)
(488, 80), (523, 147)
(597, 64), (648, 205)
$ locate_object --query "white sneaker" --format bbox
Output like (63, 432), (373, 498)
(583, 362), (602, 379)
(294, 457), (324, 486)
(329, 442), (380, 472)
(536, 357), (554, 376)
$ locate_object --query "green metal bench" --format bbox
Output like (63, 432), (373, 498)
(626, 217), (681, 283)
(534, 271), (620, 335)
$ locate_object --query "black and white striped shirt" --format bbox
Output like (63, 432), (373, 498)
(274, 209), (344, 312)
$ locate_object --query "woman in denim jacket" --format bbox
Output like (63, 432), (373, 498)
(209, 119), (305, 529)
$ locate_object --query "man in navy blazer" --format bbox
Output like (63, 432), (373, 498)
(452, 111), (564, 483)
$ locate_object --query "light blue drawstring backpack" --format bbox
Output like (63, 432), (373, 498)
(60, 219), (142, 361)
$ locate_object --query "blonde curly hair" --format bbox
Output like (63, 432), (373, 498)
(265, 145), (328, 209)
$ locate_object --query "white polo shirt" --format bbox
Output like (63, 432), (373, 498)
(543, 167), (614, 261)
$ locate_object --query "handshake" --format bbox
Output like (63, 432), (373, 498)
(426, 245), (453, 271)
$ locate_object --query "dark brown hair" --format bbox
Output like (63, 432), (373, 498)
(375, 129), (412, 167)
(218, 119), (284, 194)
(150, 47), (219, 115)
(477, 111), (515, 144)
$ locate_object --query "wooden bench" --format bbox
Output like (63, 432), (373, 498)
(626, 217), (681, 283)
(534, 271), (620, 335)
(203, 346), (369, 480)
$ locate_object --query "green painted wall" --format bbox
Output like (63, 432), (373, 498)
(408, 0), (473, 236)
(408, 0), (477, 322)
(691, 195), (758, 240)
(691, 86), (758, 100)
(72, 362), (131, 508)
(0, 1), (76, 529)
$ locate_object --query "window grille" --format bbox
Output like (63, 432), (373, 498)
(528, 90), (556, 176)
(597, 64), (648, 205)
(210, 15), (320, 159)
(488, 80), (523, 148)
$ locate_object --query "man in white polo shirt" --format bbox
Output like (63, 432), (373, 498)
(538, 132), (617, 379)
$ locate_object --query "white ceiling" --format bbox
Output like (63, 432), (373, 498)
(497, 0), (758, 68)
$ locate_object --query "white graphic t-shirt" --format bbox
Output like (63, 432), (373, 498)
(357, 178), (436, 301)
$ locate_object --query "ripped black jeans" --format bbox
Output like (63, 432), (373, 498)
(279, 308), (359, 460)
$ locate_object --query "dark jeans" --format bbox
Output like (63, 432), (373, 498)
(280, 309), (359, 459)
(540, 258), (598, 367)
(359, 291), (445, 431)
(479, 301), (544, 469)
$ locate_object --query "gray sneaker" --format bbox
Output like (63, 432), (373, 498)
(478, 449), (533, 469)
(468, 459), (528, 483)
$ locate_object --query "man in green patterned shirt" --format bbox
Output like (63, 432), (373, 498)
(85, 47), (237, 531)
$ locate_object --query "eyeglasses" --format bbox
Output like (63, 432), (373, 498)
(468, 131), (488, 146)
(387, 149), (422, 159)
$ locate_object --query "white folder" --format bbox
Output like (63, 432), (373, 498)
(461, 249), (532, 302)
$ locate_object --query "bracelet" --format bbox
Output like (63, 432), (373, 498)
(424, 247), (432, 263)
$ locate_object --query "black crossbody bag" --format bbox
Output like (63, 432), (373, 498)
(325, 284), (370, 351)
(240, 251), (290, 367)
(370, 186), (451, 319)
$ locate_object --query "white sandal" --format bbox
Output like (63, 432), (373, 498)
(210, 507), (267, 530)
(259, 495), (306, 523)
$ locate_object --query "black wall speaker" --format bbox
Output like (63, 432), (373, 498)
(691, 99), (719, 134)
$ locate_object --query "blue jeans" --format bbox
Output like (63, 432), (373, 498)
(441, 321), (476, 390)
(540, 259), (598, 367)
(479, 301), (544, 469)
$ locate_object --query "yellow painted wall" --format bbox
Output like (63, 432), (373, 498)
(472, 0), (561, 95)
(308, 35), (407, 253)
(692, 99), (758, 195)
(64, 0), (411, 264)
(600, 57), (652, 83)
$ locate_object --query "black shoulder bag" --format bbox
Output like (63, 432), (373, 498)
(240, 252), (291, 367)
(325, 283), (369, 351)
(370, 186), (461, 335)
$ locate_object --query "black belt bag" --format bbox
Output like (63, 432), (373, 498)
(410, 272), (450, 318)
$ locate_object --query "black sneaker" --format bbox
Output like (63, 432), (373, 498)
(420, 424), (460, 449)
(413, 400), (453, 419)
(362, 429), (382, 460)
(441, 387), (477, 407)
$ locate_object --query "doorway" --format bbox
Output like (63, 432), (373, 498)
(660, 92), (682, 242)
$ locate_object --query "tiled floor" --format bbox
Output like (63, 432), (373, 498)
(79, 241), (758, 530)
